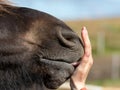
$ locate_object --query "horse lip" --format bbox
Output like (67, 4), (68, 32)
(42, 57), (82, 67)
(71, 58), (82, 68)
(42, 57), (70, 64)
(42, 57), (81, 64)
(71, 61), (80, 68)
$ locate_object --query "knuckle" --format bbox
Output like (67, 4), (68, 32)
(89, 58), (93, 66)
(89, 61), (93, 66)
(85, 52), (90, 57)
(82, 58), (89, 64)
(87, 44), (91, 50)
(77, 69), (86, 75)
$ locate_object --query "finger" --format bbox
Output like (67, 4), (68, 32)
(81, 27), (91, 57)
(80, 27), (92, 67)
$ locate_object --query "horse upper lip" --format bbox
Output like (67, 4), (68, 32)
(42, 57), (70, 63)
(42, 57), (81, 65)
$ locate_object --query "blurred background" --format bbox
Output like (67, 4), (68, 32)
(11, 0), (120, 90)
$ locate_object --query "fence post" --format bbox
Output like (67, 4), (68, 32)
(97, 32), (105, 54)
(111, 54), (120, 80)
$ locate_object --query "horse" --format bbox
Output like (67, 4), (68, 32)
(0, 0), (84, 90)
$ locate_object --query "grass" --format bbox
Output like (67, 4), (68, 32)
(87, 79), (120, 87)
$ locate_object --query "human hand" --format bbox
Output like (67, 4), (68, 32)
(70, 27), (93, 90)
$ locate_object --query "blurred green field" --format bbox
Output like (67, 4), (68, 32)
(65, 18), (120, 55)
(64, 18), (120, 87)
(87, 79), (120, 87)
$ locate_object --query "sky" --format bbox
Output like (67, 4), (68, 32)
(11, 0), (120, 20)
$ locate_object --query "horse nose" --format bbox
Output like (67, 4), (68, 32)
(57, 28), (83, 49)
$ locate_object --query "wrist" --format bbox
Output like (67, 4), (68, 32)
(70, 77), (86, 90)
(70, 81), (86, 90)
(71, 86), (87, 90)
(80, 87), (87, 90)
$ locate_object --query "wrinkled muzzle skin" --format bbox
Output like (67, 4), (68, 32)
(34, 26), (84, 89)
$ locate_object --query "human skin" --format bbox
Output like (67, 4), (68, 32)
(70, 27), (93, 90)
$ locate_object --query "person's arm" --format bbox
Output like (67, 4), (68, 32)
(70, 27), (93, 90)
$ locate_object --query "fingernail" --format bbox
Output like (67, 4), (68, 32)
(82, 26), (87, 34)
(83, 26), (86, 30)
(82, 26), (86, 30)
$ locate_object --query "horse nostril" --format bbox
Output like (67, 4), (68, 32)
(57, 28), (81, 48)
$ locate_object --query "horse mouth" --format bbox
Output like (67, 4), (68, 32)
(39, 57), (81, 89)
(40, 57), (82, 72)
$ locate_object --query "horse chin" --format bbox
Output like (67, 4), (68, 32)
(40, 58), (75, 89)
